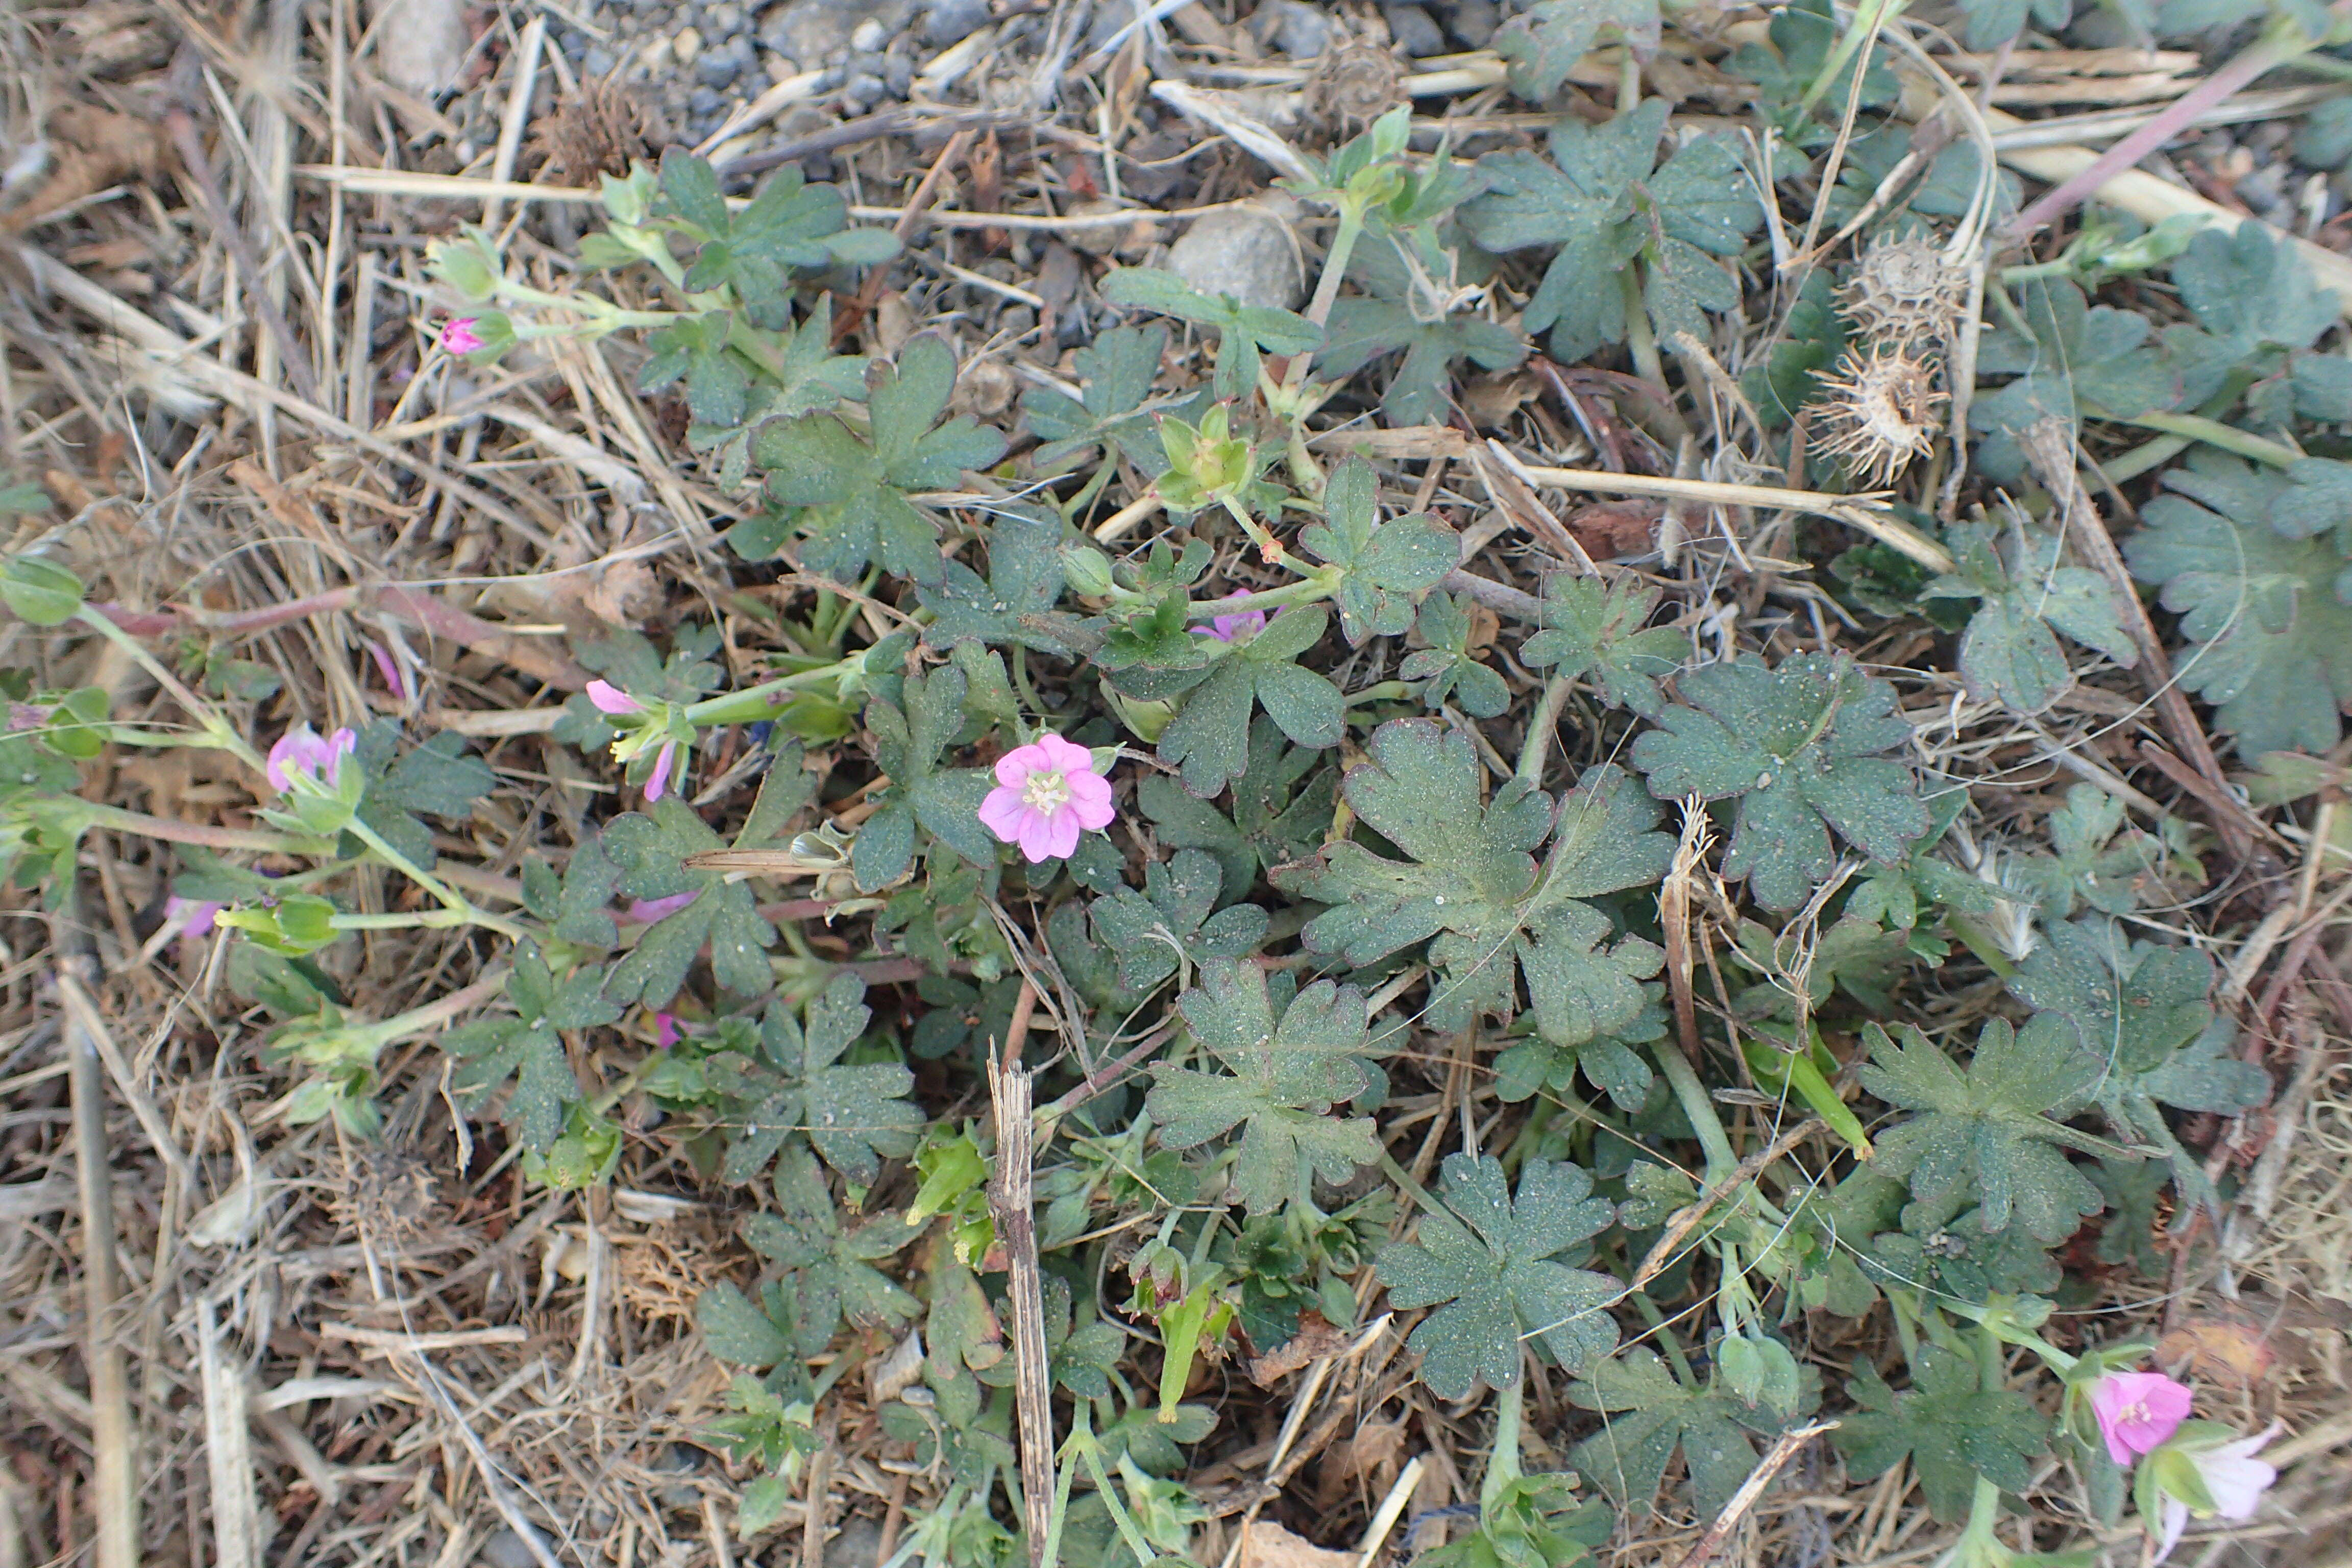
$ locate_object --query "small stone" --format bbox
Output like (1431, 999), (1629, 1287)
(478, 1531), (540, 1568)
(1164, 195), (1307, 311)
(760, 0), (913, 68)
(1256, 0), (1329, 58)
(1447, 0), (1498, 47)
(674, 24), (704, 61)
(828, 1517), (887, 1568)
(1381, 3), (1445, 56)
(707, 1), (745, 29)
(690, 85), (724, 115)
(557, 27), (587, 58)
(842, 69), (886, 104)
(884, 53), (915, 94)
(921, 0), (990, 46)
(583, 44), (617, 75)
(849, 16), (888, 48)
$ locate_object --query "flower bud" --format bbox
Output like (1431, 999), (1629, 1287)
(1061, 544), (1118, 598)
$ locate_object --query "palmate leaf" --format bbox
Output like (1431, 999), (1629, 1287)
(1520, 573), (1688, 718)
(1629, 651), (1930, 910)
(1496, 0), (1659, 100)
(1276, 720), (1674, 1048)
(349, 720), (495, 871)
(744, 1149), (920, 1355)
(601, 747), (813, 1007)
(1464, 101), (1759, 363)
(1157, 603), (1345, 798)
(1088, 848), (1269, 992)
(1376, 1152), (1620, 1398)
(917, 506), (1076, 655)
(1137, 716), (1336, 901)
(1099, 267), (1321, 401)
(1318, 229), (1526, 428)
(1492, 988), (1668, 1111)
(1019, 324), (1173, 474)
(1400, 590), (1510, 717)
(706, 972), (920, 1186)
(1926, 519), (2139, 717)
(2122, 453), (2352, 758)
(2007, 784), (2165, 919)
(443, 942), (620, 1152)
(1834, 1344), (2047, 1523)
(1297, 455), (1459, 645)
(657, 150), (899, 330)
(1569, 1349), (1766, 1521)
(853, 663), (999, 891)
(733, 335), (1008, 584)
(1146, 959), (1381, 1215)
(1857, 1017), (2112, 1243)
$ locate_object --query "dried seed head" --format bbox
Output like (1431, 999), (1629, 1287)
(1808, 348), (1946, 486)
(1305, 37), (1405, 133)
(529, 77), (659, 186)
(1841, 233), (1967, 350)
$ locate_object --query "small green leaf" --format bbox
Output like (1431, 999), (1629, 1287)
(1158, 604), (1343, 798)
(1927, 520), (2139, 717)
(1569, 1349), (1768, 1521)
(1138, 716), (1335, 899)
(602, 750), (814, 1006)
(1089, 849), (1269, 992)
(740, 335), (1008, 584)
(706, 972), (920, 1185)
(2123, 453), (2352, 758)
(696, 1280), (795, 1368)
(444, 942), (620, 1153)
(1147, 959), (1381, 1215)
(917, 507), (1076, 654)
(743, 1149), (920, 1354)
(1376, 1152), (1621, 1398)
(1519, 573), (1687, 717)
(1297, 456), (1459, 645)
(1099, 267), (1321, 400)
(855, 664), (997, 890)
(1021, 324), (1176, 473)
(1629, 651), (1929, 910)
(1400, 591), (1510, 717)
(1858, 1016), (2110, 1243)
(1833, 1344), (2046, 1523)
(1496, 0), (1659, 101)
(1, 556), (85, 626)
(351, 721), (496, 871)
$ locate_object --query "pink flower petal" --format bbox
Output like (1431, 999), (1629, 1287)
(994, 749), (1038, 788)
(2092, 1372), (2194, 1467)
(2197, 1430), (2278, 1519)
(1064, 769), (1113, 806)
(586, 680), (642, 716)
(645, 740), (676, 803)
(1015, 807), (1061, 863)
(439, 317), (486, 354)
(1035, 732), (1092, 774)
(1039, 810), (1083, 861)
(1070, 791), (1117, 831)
(626, 891), (702, 923)
(979, 785), (1031, 842)
(2155, 1497), (2190, 1563)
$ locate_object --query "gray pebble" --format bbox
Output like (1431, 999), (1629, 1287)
(1447, 0), (1498, 47)
(843, 69), (886, 103)
(885, 52), (915, 94)
(922, 0), (991, 45)
(583, 44), (617, 75)
(558, 26), (588, 58)
(478, 1531), (542, 1568)
(1382, 3), (1446, 56)
(1258, 0), (1329, 58)
(697, 47), (744, 87)
(849, 16), (888, 48)
(1165, 195), (1307, 311)
(829, 1517), (886, 1568)
(707, 1), (746, 28)
(760, 0), (913, 67)
(690, 84), (725, 115)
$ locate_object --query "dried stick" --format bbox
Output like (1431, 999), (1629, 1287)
(1667, 1421), (1839, 1568)
(2018, 419), (2266, 869)
(1629, 1119), (1826, 1293)
(61, 943), (138, 1568)
(986, 984), (1054, 1568)
(162, 103), (324, 407)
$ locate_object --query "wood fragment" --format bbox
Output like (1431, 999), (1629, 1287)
(986, 982), (1054, 1568)
(1667, 1422), (1839, 1568)
(61, 944), (138, 1568)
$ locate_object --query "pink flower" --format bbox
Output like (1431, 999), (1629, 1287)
(266, 725), (357, 793)
(625, 890), (702, 923)
(586, 680), (643, 716)
(654, 1012), (681, 1048)
(368, 641), (414, 703)
(644, 739), (678, 803)
(439, 317), (486, 354)
(2154, 1427), (2278, 1561)
(1193, 590), (1269, 643)
(2092, 1372), (2194, 1466)
(977, 732), (1116, 863)
(165, 895), (223, 942)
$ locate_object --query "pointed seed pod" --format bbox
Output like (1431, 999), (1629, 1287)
(1807, 348), (1947, 486)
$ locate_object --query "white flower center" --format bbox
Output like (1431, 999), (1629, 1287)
(1021, 769), (1071, 814)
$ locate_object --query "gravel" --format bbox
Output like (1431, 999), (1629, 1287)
(1165, 195), (1308, 311)
(1382, 3), (1448, 57)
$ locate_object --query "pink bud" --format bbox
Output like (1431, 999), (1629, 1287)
(585, 680), (643, 716)
(439, 317), (486, 355)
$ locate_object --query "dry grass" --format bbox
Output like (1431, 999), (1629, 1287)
(0, 2), (2347, 1567)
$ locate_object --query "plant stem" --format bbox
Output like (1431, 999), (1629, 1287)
(1514, 673), (1577, 791)
(74, 605), (267, 773)
(2106, 410), (2300, 468)
(1483, 1378), (1526, 1517)
(1345, 680), (1412, 707)
(1184, 572), (1340, 622)
(685, 655), (862, 726)
(343, 817), (530, 941)
(1651, 1039), (1742, 1184)
(1619, 270), (1689, 444)
(1799, 0), (1909, 116)
(74, 802), (327, 855)
(1282, 200), (1367, 397)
